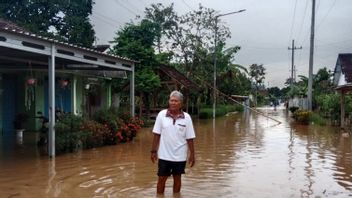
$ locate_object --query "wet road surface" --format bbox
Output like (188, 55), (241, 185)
(0, 106), (351, 197)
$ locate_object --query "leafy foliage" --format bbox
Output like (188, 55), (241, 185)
(292, 109), (312, 124)
(110, 19), (159, 69)
(0, 0), (95, 47)
(249, 64), (266, 85)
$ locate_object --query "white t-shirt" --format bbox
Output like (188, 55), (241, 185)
(152, 109), (196, 162)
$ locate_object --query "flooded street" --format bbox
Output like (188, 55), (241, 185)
(1, 106), (352, 197)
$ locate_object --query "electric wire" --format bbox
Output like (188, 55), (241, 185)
(92, 15), (117, 27)
(288, 0), (298, 44)
(181, 0), (194, 11)
(296, 0), (309, 44)
(316, 0), (337, 31)
(112, 0), (140, 16)
(94, 11), (124, 26)
(123, 0), (144, 13)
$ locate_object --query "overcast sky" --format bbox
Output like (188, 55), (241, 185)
(91, 0), (352, 88)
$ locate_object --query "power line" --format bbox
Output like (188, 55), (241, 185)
(136, 0), (148, 7)
(288, 0), (298, 43)
(94, 11), (124, 25)
(123, 0), (144, 13)
(181, 0), (194, 11)
(92, 15), (119, 27)
(296, 0), (309, 43)
(113, 0), (140, 16)
(316, 0), (337, 31)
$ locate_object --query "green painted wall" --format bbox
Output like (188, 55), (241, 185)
(18, 72), (39, 131)
(0, 73), (3, 132)
(100, 81), (112, 109)
(34, 72), (45, 131)
(0, 73), (114, 132)
(75, 76), (84, 115)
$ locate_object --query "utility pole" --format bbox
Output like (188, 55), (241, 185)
(288, 39), (302, 85)
(307, 0), (316, 110)
(213, 9), (246, 119)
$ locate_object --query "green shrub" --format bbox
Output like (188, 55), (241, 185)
(198, 108), (212, 119)
(53, 109), (144, 154)
(55, 114), (84, 154)
(289, 106), (299, 114)
(199, 104), (243, 119)
(309, 112), (326, 126)
(80, 120), (111, 148)
(315, 93), (339, 118)
(293, 109), (312, 124)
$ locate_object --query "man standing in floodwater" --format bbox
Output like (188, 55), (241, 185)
(150, 90), (196, 194)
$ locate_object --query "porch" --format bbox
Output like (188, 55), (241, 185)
(0, 24), (136, 157)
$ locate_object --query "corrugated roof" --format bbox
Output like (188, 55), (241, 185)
(0, 18), (25, 31)
(159, 65), (198, 89)
(0, 18), (138, 64)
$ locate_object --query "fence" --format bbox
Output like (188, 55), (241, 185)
(288, 97), (308, 110)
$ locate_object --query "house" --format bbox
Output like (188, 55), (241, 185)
(0, 19), (136, 157)
(333, 53), (352, 127)
(156, 65), (198, 111)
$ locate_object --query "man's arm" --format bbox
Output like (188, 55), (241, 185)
(187, 138), (195, 167)
(151, 133), (160, 163)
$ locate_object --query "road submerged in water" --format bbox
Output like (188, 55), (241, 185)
(0, 105), (351, 197)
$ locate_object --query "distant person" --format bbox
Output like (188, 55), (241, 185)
(150, 90), (196, 194)
(273, 99), (278, 111)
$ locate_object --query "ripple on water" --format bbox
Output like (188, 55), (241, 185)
(1, 110), (352, 197)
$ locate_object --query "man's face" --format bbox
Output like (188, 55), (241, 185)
(169, 96), (182, 111)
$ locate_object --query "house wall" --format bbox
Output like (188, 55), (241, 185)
(101, 81), (111, 109)
(0, 73), (2, 133)
(75, 76), (84, 115)
(17, 73), (38, 131)
(0, 72), (114, 133)
(33, 72), (46, 131)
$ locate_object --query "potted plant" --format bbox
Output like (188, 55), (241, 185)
(13, 113), (29, 138)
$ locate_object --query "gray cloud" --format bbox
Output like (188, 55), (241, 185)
(91, 0), (352, 88)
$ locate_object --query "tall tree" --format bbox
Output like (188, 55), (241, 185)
(143, 4), (244, 105)
(110, 19), (159, 69)
(249, 63), (266, 86)
(0, 0), (95, 47)
(144, 3), (178, 53)
(249, 63), (266, 106)
(110, 19), (161, 115)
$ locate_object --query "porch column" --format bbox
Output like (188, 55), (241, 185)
(72, 76), (77, 115)
(48, 44), (56, 157)
(130, 64), (135, 117)
(340, 90), (345, 128)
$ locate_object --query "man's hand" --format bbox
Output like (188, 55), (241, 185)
(186, 139), (195, 167)
(188, 154), (195, 167)
(151, 152), (157, 163)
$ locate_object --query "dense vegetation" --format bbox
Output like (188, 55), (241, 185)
(3, 1), (345, 126)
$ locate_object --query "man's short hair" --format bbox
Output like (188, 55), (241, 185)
(170, 90), (184, 102)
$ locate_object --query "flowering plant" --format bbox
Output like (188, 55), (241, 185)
(116, 116), (144, 142)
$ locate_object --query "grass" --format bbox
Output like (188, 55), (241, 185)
(199, 104), (243, 119)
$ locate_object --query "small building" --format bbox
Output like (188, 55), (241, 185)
(138, 65), (198, 118)
(157, 65), (198, 110)
(333, 53), (352, 127)
(0, 19), (136, 157)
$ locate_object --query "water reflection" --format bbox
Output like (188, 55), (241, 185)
(0, 107), (351, 197)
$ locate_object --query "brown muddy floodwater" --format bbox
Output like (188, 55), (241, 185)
(0, 106), (352, 198)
